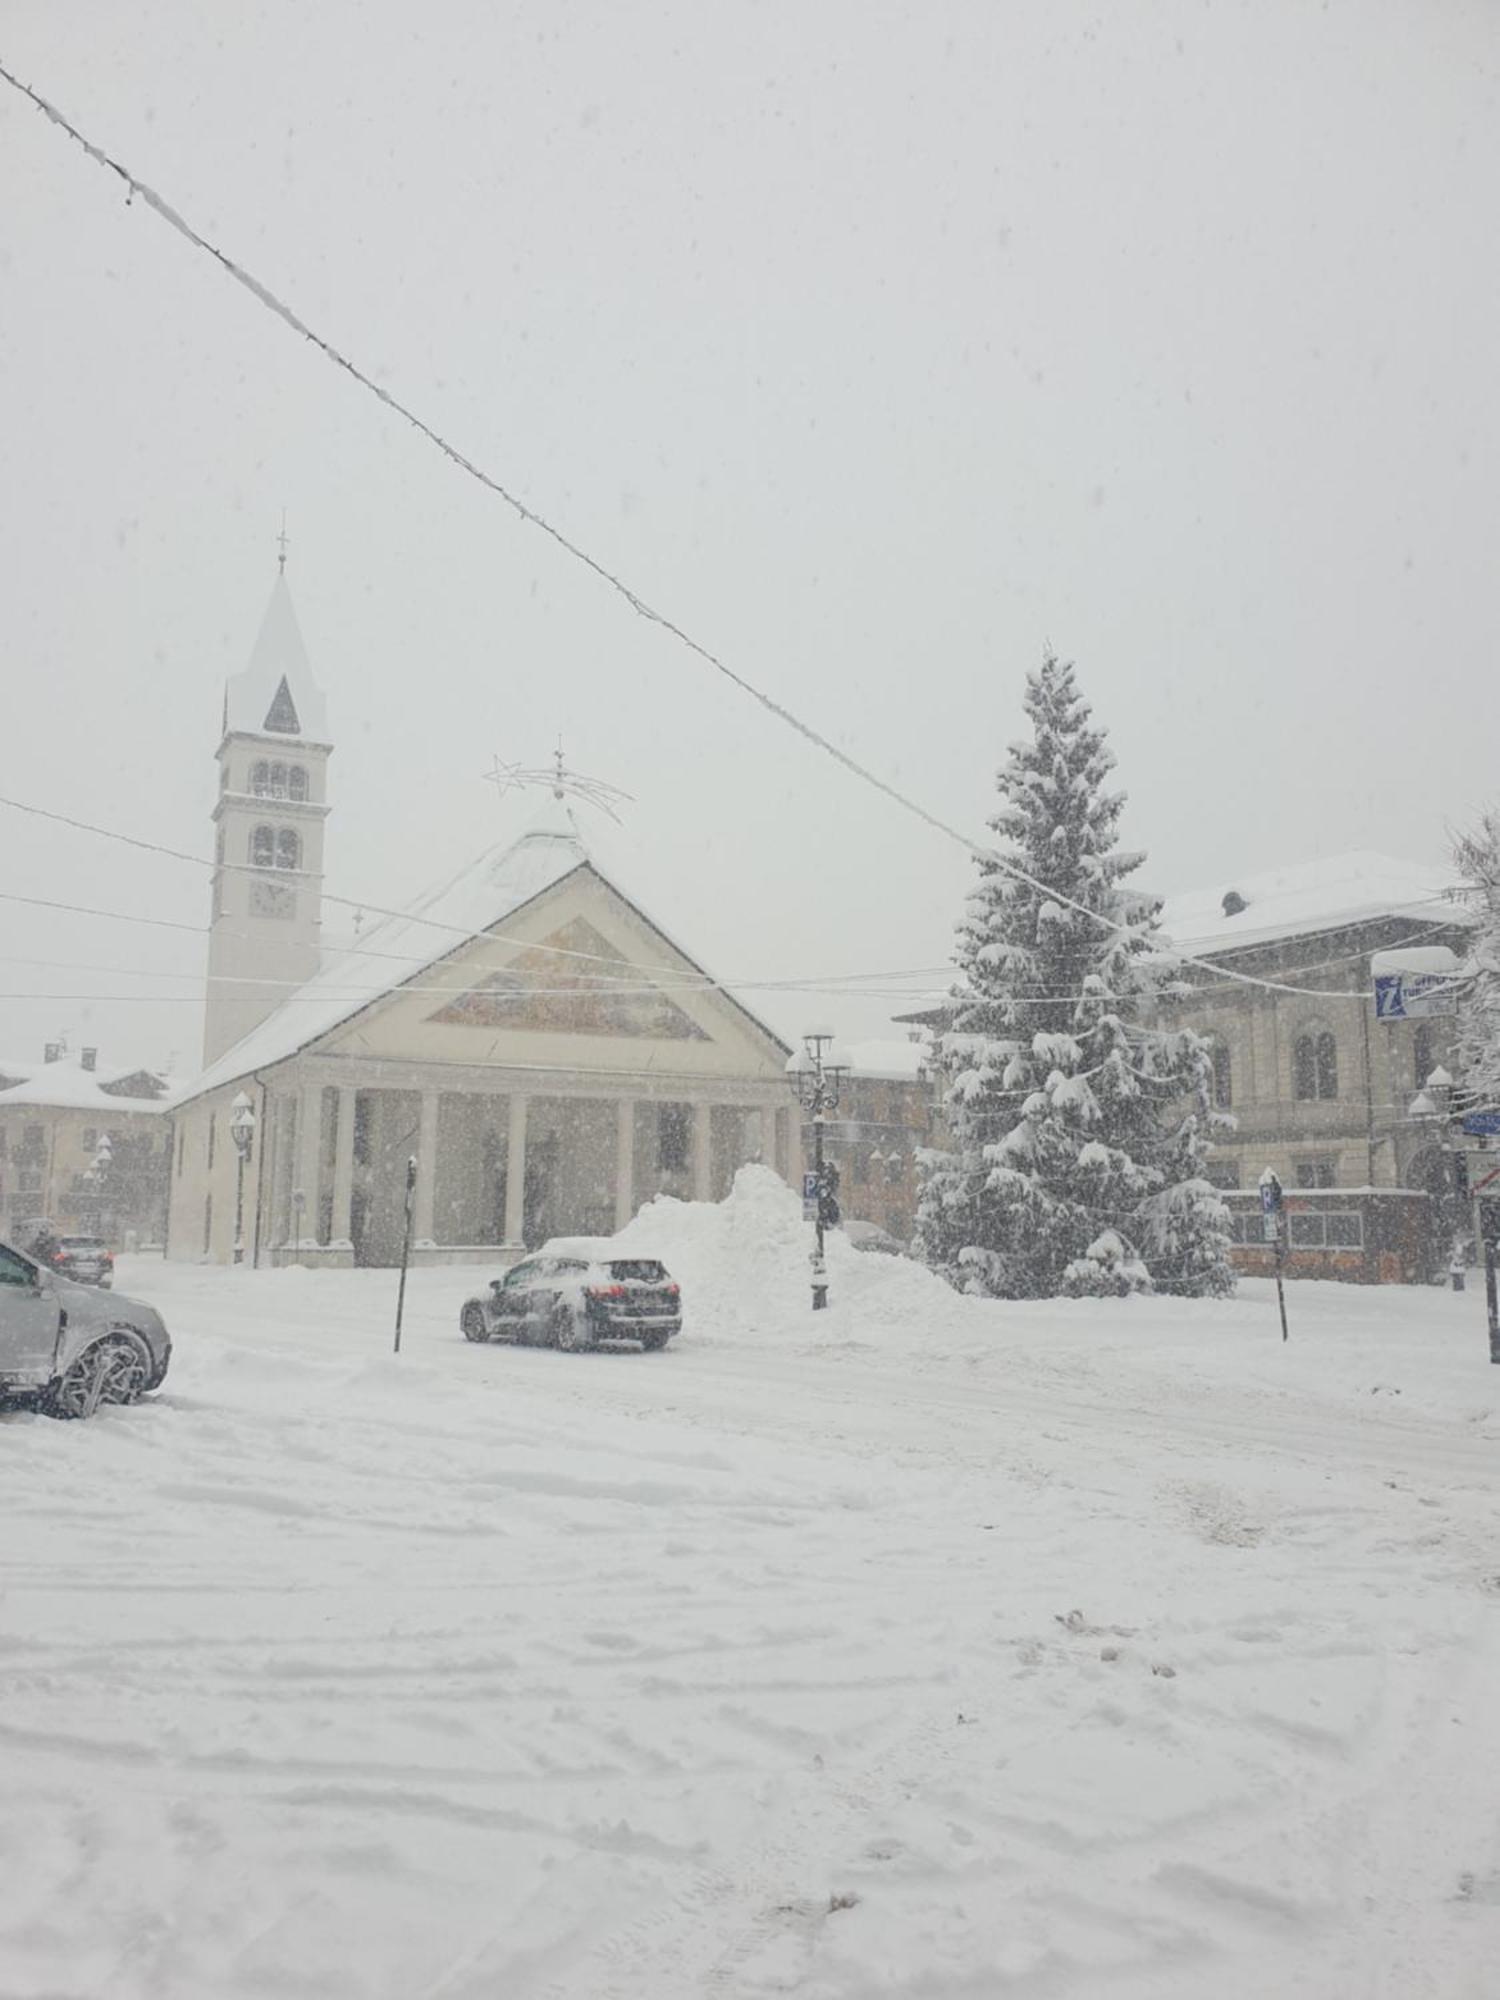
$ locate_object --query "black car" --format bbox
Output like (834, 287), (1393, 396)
(460, 1239), (682, 1352)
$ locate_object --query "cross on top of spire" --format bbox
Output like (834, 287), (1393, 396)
(276, 511), (290, 574)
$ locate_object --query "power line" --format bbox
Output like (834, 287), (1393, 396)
(0, 880), (1467, 1014)
(0, 60), (1454, 1015)
(0, 889), (207, 934)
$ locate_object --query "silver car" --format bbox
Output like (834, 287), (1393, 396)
(0, 1237), (171, 1418)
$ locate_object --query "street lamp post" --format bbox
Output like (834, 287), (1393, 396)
(789, 1030), (850, 1311)
(1407, 1066), (1468, 1285)
(88, 1133), (113, 1245)
(229, 1091), (257, 1266)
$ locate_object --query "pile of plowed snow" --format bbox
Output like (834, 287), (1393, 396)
(607, 1164), (965, 1346)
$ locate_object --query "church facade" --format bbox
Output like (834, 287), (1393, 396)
(167, 577), (798, 1267)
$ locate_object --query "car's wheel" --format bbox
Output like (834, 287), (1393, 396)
(638, 1331), (671, 1351)
(461, 1304), (490, 1344)
(552, 1305), (591, 1353)
(46, 1331), (151, 1420)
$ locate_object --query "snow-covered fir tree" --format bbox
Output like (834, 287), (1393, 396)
(916, 653), (1234, 1300)
(1453, 811), (1500, 1114)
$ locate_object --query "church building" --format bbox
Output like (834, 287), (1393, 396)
(166, 575), (798, 1267)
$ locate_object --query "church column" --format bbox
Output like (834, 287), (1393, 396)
(504, 1095), (529, 1245)
(692, 1101), (713, 1202)
(614, 1101), (636, 1230)
(330, 1087), (356, 1245)
(414, 1089), (439, 1244)
(293, 1083), (323, 1246)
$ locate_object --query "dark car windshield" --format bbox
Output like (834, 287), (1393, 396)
(607, 1260), (668, 1282)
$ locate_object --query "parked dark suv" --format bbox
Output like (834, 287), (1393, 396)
(48, 1236), (116, 1288)
(460, 1239), (682, 1352)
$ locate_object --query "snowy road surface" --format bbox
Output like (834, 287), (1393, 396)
(3, 1183), (1499, 1998)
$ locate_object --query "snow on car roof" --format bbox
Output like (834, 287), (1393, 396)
(537, 1237), (665, 1264)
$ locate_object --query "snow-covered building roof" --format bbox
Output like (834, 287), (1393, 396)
(845, 1036), (932, 1082)
(176, 802), (790, 1104)
(1159, 851), (1471, 957)
(0, 1057), (172, 1113)
(222, 573), (330, 745)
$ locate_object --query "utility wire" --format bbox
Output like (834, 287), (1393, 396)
(0, 883), (1465, 1012)
(0, 61), (1456, 1013)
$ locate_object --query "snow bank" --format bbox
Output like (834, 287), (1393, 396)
(607, 1164), (959, 1347)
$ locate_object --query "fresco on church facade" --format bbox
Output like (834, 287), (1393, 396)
(427, 918), (710, 1041)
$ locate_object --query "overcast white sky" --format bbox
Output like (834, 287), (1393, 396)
(2, 0), (1496, 1073)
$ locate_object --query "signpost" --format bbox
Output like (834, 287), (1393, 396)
(1259, 1168), (1289, 1343)
(393, 1156), (418, 1355)
(1461, 1110), (1500, 1139)
(1478, 1194), (1500, 1365)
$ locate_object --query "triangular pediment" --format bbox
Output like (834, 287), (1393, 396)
(263, 675), (302, 735)
(427, 917), (710, 1041)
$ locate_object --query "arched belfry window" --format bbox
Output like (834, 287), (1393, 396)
(275, 828), (301, 872)
(251, 760), (271, 797)
(251, 824), (275, 869)
(288, 765), (309, 802)
(1293, 1028), (1338, 1101)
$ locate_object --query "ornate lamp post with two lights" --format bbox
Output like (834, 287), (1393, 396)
(788, 1030), (850, 1311)
(229, 1091), (257, 1266)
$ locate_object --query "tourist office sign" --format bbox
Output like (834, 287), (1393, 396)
(1371, 945), (1460, 1021)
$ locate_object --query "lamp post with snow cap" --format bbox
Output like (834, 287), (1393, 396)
(229, 1092), (256, 1265)
(789, 1031), (850, 1311)
(1407, 1067), (1469, 1286)
(82, 1133), (112, 1242)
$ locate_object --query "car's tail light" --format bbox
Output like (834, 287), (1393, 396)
(102, 1252), (114, 1264)
(52, 1251), (66, 1263)
(586, 1284), (627, 1301)
(665, 1282), (680, 1297)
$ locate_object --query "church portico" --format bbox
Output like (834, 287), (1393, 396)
(237, 1057), (792, 1270)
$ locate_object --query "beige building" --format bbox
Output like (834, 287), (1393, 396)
(1160, 854), (1472, 1195)
(0, 1049), (172, 1246)
(1158, 853), (1474, 1278)
(168, 576), (798, 1267)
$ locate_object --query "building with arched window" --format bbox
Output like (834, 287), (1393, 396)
(1158, 854), (1476, 1277)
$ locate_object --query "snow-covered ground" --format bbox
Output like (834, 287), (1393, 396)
(3, 1170), (1499, 1999)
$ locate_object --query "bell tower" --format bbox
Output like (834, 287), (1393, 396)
(203, 565), (332, 1065)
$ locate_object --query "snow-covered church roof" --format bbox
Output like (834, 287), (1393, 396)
(1160, 850), (1472, 955)
(178, 803), (789, 1103)
(222, 573), (330, 745)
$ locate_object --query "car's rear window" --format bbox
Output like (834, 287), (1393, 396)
(59, 1238), (106, 1251)
(607, 1260), (667, 1282)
